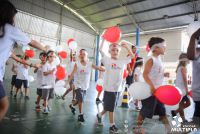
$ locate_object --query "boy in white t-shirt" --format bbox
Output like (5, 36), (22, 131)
(14, 55), (30, 99)
(66, 49), (104, 123)
(96, 39), (134, 133)
(34, 52), (47, 110)
(41, 51), (56, 114)
(10, 54), (21, 95)
(135, 37), (170, 133)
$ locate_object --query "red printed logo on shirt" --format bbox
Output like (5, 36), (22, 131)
(111, 63), (121, 70)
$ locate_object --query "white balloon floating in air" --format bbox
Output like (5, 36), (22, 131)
(68, 41), (78, 50)
(28, 75), (35, 82)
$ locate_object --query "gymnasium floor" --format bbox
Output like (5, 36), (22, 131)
(0, 80), (199, 134)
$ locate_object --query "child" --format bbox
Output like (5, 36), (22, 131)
(66, 49), (104, 123)
(96, 62), (105, 104)
(42, 51), (56, 114)
(136, 37), (170, 133)
(0, 1), (46, 121)
(187, 28), (200, 125)
(96, 40), (134, 133)
(62, 53), (76, 101)
(171, 53), (191, 122)
(14, 55), (30, 99)
(133, 57), (144, 111)
(34, 52), (47, 109)
(10, 55), (21, 95)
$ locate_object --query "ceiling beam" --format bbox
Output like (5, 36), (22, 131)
(94, 0), (191, 23)
(120, 11), (200, 27)
(75, 0), (105, 10)
(87, 0), (147, 16)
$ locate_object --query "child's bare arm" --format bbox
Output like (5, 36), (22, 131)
(92, 64), (105, 72)
(181, 67), (189, 93)
(99, 39), (105, 57)
(121, 43), (135, 59)
(143, 59), (155, 94)
(66, 64), (77, 84)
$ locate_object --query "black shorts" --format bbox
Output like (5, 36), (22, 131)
(140, 96), (166, 118)
(103, 91), (120, 112)
(0, 81), (6, 99)
(42, 88), (54, 100)
(15, 79), (29, 89)
(37, 88), (42, 97)
(11, 75), (17, 86)
(76, 88), (86, 102)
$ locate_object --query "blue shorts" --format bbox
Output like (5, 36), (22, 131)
(15, 79), (29, 89)
(0, 81), (6, 99)
(76, 88), (86, 102)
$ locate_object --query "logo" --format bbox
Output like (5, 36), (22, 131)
(111, 63), (121, 70)
(171, 116), (198, 133)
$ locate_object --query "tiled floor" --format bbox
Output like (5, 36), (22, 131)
(0, 80), (199, 134)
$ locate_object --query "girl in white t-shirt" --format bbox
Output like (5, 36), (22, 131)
(171, 53), (191, 122)
(0, 1), (46, 121)
(66, 49), (104, 123)
(133, 57), (144, 111)
(62, 52), (76, 101)
(42, 51), (57, 114)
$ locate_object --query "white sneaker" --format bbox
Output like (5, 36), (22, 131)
(43, 108), (49, 114)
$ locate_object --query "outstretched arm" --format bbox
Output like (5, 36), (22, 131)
(92, 64), (105, 72)
(121, 42), (135, 59)
(99, 39), (105, 57)
(66, 64), (77, 84)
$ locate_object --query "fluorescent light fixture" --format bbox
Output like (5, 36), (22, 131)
(123, 25), (188, 37)
(53, 0), (99, 34)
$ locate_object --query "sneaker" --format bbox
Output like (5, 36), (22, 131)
(96, 114), (102, 125)
(14, 94), (17, 98)
(24, 96), (29, 100)
(78, 114), (85, 122)
(69, 104), (76, 115)
(47, 106), (51, 111)
(43, 108), (49, 114)
(171, 110), (176, 118)
(35, 105), (41, 109)
(61, 96), (65, 100)
(109, 125), (119, 133)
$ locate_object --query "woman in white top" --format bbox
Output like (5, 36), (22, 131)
(0, 1), (46, 121)
(171, 53), (191, 122)
(133, 57), (144, 111)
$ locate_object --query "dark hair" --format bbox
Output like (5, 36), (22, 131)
(80, 49), (87, 52)
(175, 53), (188, 73)
(39, 52), (47, 58)
(148, 37), (165, 49)
(131, 45), (136, 49)
(47, 50), (54, 58)
(0, 1), (18, 38)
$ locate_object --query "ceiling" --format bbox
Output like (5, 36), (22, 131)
(56, 0), (200, 34)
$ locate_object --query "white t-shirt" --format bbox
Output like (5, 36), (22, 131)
(36, 65), (44, 88)
(147, 56), (164, 89)
(16, 64), (29, 80)
(0, 24), (31, 81)
(42, 62), (56, 88)
(176, 66), (187, 96)
(134, 67), (144, 82)
(74, 61), (92, 90)
(102, 55), (131, 92)
(12, 61), (18, 75)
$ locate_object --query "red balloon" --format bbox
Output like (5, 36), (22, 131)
(102, 26), (121, 43)
(123, 69), (128, 79)
(25, 50), (35, 58)
(96, 85), (103, 93)
(56, 66), (66, 80)
(188, 90), (192, 98)
(146, 43), (150, 53)
(67, 38), (74, 45)
(154, 85), (182, 105)
(58, 51), (68, 59)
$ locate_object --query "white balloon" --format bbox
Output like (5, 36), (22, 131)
(128, 82), (151, 100)
(187, 21), (200, 37)
(69, 41), (77, 50)
(52, 56), (60, 66)
(28, 75), (34, 82)
(97, 79), (104, 86)
(55, 80), (66, 87)
(56, 46), (63, 52)
(60, 64), (66, 68)
(54, 87), (66, 96)
(22, 46), (30, 52)
(165, 104), (179, 111)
